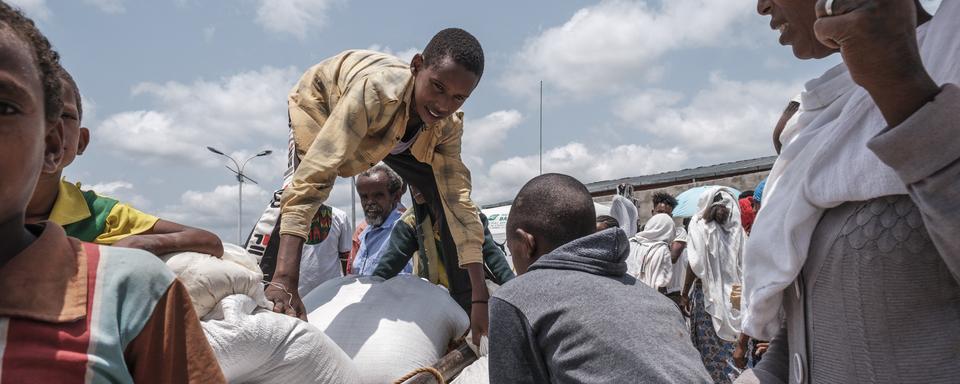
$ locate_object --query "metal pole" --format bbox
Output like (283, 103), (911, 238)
(237, 175), (243, 244)
(539, 80), (543, 175)
(207, 147), (271, 245)
(351, 176), (357, 229)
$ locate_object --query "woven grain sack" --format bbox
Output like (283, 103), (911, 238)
(304, 276), (469, 384)
(451, 356), (488, 384)
(162, 243), (268, 318)
(202, 294), (359, 384)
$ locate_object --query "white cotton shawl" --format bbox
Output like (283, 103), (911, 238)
(627, 214), (675, 289)
(688, 187), (746, 342)
(610, 195), (639, 238)
(743, 1), (960, 340)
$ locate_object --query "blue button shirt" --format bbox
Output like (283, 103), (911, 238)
(352, 206), (411, 276)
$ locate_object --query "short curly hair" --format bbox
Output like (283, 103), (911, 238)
(359, 162), (404, 195)
(595, 215), (620, 230)
(422, 28), (484, 79)
(0, 1), (63, 122)
(60, 68), (82, 121)
(652, 192), (678, 208)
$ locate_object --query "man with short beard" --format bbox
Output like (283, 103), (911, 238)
(352, 163), (408, 276)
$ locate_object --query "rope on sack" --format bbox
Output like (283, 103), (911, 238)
(393, 366), (445, 384)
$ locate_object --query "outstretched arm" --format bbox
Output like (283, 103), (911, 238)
(114, 219), (223, 257)
(373, 218), (418, 279)
(272, 74), (381, 319)
(430, 113), (489, 344)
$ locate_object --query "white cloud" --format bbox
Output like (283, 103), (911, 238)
(83, 0), (125, 14)
(616, 74), (801, 161)
(96, 66), (300, 165)
(255, 0), (340, 39)
(85, 180), (152, 209)
(501, 0), (752, 97)
(462, 110), (523, 169)
(159, 178), (359, 243)
(80, 95), (98, 125)
(7, 0), (50, 20)
(463, 110), (523, 153)
(160, 183), (270, 243)
(471, 142), (688, 205)
(86, 180), (133, 195)
(366, 45), (419, 63)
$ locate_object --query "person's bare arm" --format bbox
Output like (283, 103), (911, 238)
(270, 76), (379, 319)
(468, 263), (489, 346)
(338, 251), (349, 275)
(113, 219), (223, 257)
(678, 264), (697, 317)
(733, 333), (751, 369)
(266, 235), (307, 319)
(670, 241), (686, 264)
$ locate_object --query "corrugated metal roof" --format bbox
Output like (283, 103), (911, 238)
(584, 156), (776, 193)
(482, 156), (777, 209)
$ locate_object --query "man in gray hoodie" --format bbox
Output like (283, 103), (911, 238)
(489, 174), (711, 383)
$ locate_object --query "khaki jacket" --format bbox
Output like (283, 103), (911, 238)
(280, 50), (482, 266)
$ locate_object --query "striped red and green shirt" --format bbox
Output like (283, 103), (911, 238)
(0, 223), (225, 383)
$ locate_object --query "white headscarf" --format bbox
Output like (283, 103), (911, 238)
(743, 1), (960, 340)
(610, 195), (639, 238)
(688, 187), (745, 342)
(627, 214), (675, 289)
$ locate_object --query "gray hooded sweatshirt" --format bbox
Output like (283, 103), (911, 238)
(489, 228), (712, 384)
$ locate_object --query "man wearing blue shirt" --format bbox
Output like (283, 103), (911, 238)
(352, 164), (410, 276)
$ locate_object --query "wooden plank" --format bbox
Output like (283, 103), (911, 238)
(403, 343), (478, 384)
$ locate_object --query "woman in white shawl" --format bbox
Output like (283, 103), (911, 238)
(680, 187), (746, 384)
(626, 213), (675, 289)
(738, 0), (960, 383)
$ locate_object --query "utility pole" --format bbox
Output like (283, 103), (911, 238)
(539, 80), (543, 175)
(207, 146), (272, 244)
(351, 176), (357, 230)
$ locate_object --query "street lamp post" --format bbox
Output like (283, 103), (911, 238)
(207, 146), (273, 244)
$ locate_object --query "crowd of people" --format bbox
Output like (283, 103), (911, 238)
(1, 0), (958, 382)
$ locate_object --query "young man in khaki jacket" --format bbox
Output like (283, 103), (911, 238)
(248, 28), (491, 342)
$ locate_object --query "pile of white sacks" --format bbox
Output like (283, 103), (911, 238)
(161, 245), (473, 384)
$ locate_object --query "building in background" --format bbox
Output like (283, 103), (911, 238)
(483, 156), (775, 240)
(587, 156), (774, 224)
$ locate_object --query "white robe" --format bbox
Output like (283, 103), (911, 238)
(626, 214), (675, 289)
(687, 188), (745, 342)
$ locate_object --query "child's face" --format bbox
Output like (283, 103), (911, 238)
(57, 78), (82, 169)
(0, 28), (62, 221)
(411, 55), (480, 126)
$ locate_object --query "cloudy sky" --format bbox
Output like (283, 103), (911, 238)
(12, 0), (942, 243)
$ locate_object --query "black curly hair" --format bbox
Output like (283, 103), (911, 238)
(0, 1), (63, 122)
(652, 192), (678, 208)
(60, 68), (82, 121)
(595, 215), (620, 230)
(422, 28), (484, 79)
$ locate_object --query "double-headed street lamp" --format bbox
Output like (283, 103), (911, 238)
(207, 146), (272, 244)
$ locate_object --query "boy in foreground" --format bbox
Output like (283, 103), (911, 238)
(0, 3), (224, 382)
